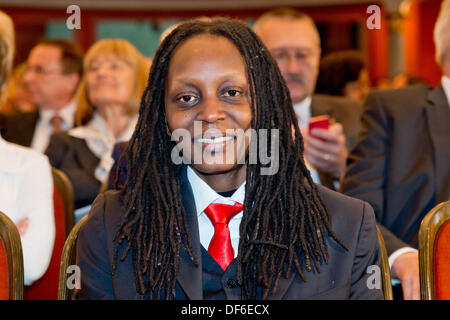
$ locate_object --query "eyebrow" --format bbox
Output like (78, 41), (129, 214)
(172, 73), (248, 85)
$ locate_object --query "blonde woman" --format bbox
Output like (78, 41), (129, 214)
(45, 39), (148, 214)
(0, 10), (55, 285)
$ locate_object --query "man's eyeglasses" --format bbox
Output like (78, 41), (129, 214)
(24, 64), (64, 76)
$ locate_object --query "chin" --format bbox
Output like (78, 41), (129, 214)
(190, 162), (242, 176)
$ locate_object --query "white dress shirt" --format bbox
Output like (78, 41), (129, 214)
(30, 100), (77, 153)
(187, 166), (245, 257)
(293, 96), (322, 185)
(441, 75), (450, 107)
(0, 135), (55, 285)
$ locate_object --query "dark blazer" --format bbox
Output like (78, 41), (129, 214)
(310, 94), (363, 189)
(0, 110), (39, 147)
(341, 85), (450, 251)
(45, 132), (102, 209)
(107, 141), (128, 190)
(76, 166), (383, 300)
(311, 94), (363, 151)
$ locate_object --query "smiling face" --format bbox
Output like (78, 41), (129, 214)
(86, 53), (136, 110)
(165, 34), (252, 181)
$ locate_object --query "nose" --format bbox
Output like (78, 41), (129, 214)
(94, 64), (111, 77)
(286, 54), (302, 74)
(196, 96), (225, 124)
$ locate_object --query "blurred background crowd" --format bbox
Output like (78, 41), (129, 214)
(0, 0), (449, 300)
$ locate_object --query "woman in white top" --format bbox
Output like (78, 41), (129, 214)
(45, 39), (148, 213)
(0, 10), (55, 285)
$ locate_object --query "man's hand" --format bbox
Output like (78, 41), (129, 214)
(300, 122), (348, 179)
(391, 251), (420, 300)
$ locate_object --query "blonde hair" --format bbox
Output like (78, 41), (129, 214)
(76, 38), (148, 125)
(0, 10), (14, 102)
(434, 0), (450, 66)
(0, 63), (37, 114)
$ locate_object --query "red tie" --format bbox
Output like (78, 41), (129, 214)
(204, 202), (243, 270)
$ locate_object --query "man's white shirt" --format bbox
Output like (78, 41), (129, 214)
(30, 100), (77, 153)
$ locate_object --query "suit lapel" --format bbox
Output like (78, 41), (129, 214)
(25, 111), (39, 147)
(426, 85), (450, 203)
(177, 166), (203, 299)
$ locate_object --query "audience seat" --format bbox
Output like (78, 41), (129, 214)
(0, 211), (24, 300)
(24, 168), (75, 300)
(58, 214), (89, 300)
(376, 225), (393, 300)
(419, 201), (450, 300)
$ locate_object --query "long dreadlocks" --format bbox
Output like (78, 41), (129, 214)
(113, 17), (347, 300)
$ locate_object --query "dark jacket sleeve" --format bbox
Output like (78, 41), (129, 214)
(378, 224), (409, 256)
(45, 132), (102, 208)
(76, 193), (115, 299)
(349, 201), (384, 300)
(340, 92), (409, 256)
(340, 91), (389, 219)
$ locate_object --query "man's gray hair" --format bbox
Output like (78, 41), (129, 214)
(434, 0), (450, 65)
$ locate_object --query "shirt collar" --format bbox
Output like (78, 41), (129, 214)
(68, 112), (138, 159)
(441, 76), (450, 108)
(187, 166), (246, 217)
(293, 96), (312, 127)
(40, 99), (77, 126)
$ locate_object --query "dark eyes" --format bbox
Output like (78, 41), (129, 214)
(175, 89), (243, 105)
(176, 95), (198, 104)
(224, 89), (241, 97)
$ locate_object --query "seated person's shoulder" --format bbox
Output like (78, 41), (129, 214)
(365, 84), (431, 112)
(313, 93), (361, 110)
(81, 190), (125, 236)
(316, 184), (376, 241)
(1, 138), (50, 172)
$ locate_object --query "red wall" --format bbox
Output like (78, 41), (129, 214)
(404, 0), (443, 86)
(2, 4), (389, 84)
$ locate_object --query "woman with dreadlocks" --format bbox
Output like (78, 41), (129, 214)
(75, 18), (382, 300)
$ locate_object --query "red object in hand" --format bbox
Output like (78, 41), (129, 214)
(308, 115), (329, 142)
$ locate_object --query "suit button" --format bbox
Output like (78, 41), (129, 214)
(227, 279), (238, 288)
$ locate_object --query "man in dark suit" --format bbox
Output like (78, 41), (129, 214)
(253, 7), (417, 299)
(341, 83), (450, 300)
(77, 166), (382, 300)
(1, 39), (82, 152)
(341, 0), (450, 300)
(253, 8), (362, 191)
